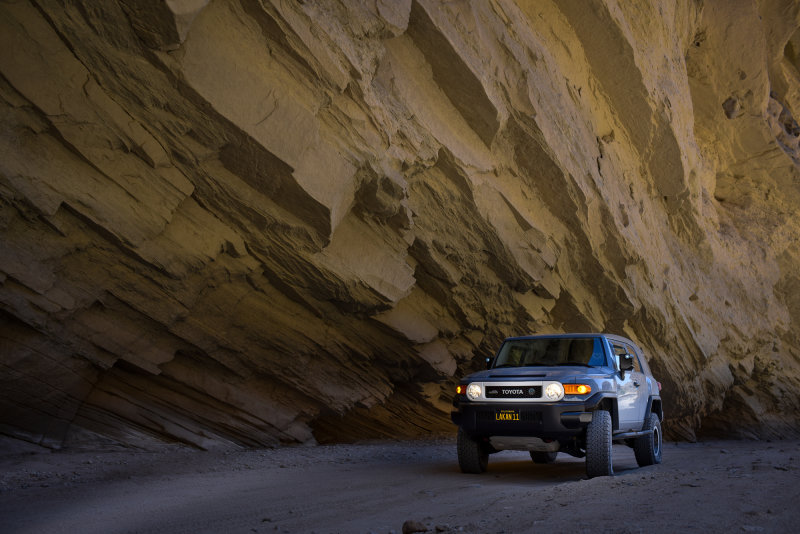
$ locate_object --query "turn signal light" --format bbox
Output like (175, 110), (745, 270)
(456, 385), (464, 395)
(564, 384), (592, 395)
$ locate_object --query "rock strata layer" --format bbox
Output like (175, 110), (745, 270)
(1, 0), (800, 448)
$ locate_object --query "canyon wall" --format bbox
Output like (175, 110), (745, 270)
(1, 0), (800, 449)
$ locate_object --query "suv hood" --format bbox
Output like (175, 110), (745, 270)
(464, 366), (613, 381)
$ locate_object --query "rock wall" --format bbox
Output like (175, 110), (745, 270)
(1, 0), (799, 449)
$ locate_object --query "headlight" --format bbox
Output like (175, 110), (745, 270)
(466, 383), (482, 400)
(544, 382), (564, 401)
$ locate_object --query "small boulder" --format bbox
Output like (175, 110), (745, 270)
(402, 520), (428, 534)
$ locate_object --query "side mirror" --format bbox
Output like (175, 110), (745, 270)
(618, 353), (634, 372)
(485, 357), (494, 370)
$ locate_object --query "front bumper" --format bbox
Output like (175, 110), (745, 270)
(452, 398), (596, 440)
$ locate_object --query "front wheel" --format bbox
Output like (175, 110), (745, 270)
(634, 413), (663, 467)
(457, 427), (488, 473)
(585, 410), (613, 478)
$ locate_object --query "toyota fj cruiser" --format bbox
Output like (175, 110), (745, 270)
(451, 334), (663, 478)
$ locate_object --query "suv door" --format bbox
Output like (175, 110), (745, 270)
(626, 343), (648, 428)
(610, 342), (647, 430)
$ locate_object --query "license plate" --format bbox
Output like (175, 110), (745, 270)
(495, 409), (520, 421)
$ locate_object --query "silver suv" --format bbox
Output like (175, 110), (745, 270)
(451, 333), (663, 478)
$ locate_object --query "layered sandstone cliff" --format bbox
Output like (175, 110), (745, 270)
(1, 0), (799, 449)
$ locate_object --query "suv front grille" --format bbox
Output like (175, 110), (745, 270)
(485, 385), (542, 399)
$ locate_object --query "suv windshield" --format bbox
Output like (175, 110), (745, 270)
(493, 337), (606, 368)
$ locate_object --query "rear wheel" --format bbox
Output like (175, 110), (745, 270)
(457, 427), (488, 473)
(585, 410), (613, 478)
(634, 413), (663, 467)
(530, 451), (558, 463)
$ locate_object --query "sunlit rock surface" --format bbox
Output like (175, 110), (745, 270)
(1, 0), (800, 449)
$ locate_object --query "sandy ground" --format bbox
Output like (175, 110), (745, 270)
(1, 436), (799, 533)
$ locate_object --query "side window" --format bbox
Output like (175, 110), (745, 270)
(624, 344), (642, 373)
(636, 349), (652, 376)
(611, 342), (642, 372)
(610, 343), (626, 369)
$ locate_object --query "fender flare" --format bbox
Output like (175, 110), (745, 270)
(584, 392), (620, 431)
(644, 395), (663, 422)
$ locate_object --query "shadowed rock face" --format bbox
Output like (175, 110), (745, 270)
(1, 0), (799, 449)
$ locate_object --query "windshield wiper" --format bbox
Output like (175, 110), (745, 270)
(493, 363), (548, 368)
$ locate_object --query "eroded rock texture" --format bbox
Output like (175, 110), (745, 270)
(1, 0), (800, 449)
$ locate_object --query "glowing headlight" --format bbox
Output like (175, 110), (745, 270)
(544, 382), (564, 401)
(466, 383), (482, 400)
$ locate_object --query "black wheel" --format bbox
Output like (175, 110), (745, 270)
(634, 413), (663, 467)
(530, 450), (558, 463)
(457, 427), (488, 473)
(585, 410), (613, 478)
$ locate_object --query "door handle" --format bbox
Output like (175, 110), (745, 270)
(633, 381), (641, 387)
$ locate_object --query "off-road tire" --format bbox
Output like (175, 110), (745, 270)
(633, 413), (663, 467)
(457, 427), (488, 473)
(585, 410), (613, 478)
(530, 451), (558, 464)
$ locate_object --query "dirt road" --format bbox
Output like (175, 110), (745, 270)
(1, 437), (799, 533)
